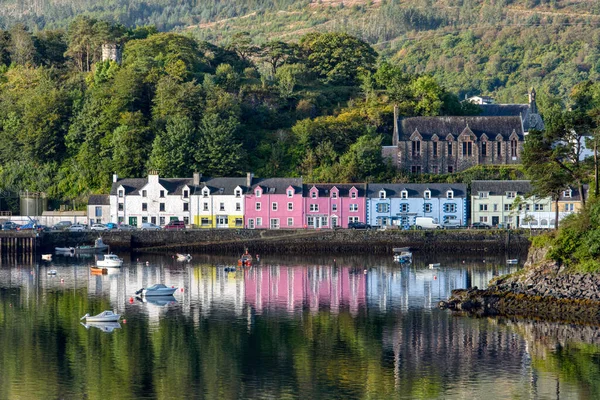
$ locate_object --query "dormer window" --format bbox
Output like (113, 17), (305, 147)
(160, 190), (165, 198)
(479, 192), (489, 199)
(311, 191), (317, 199)
(401, 190), (408, 199)
(563, 189), (572, 198)
(235, 189), (241, 198)
(447, 190), (454, 199)
(379, 190), (386, 199)
(118, 190), (124, 198)
(202, 189), (209, 198)
(183, 190), (189, 198)
(255, 189), (261, 198)
(331, 191), (338, 199)
(142, 190), (147, 197)
(424, 190), (431, 200)
(350, 191), (357, 199)
(287, 189), (293, 198)
(506, 191), (516, 199)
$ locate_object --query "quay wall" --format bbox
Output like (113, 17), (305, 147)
(20, 229), (534, 254)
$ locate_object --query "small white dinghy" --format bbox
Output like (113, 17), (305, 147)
(429, 263), (441, 268)
(176, 253), (192, 261)
(96, 254), (123, 268)
(80, 310), (121, 322)
(41, 254), (52, 261)
(135, 283), (178, 297)
(47, 269), (57, 275)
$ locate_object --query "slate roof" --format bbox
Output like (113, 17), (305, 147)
(110, 178), (147, 196)
(367, 183), (467, 198)
(398, 116), (524, 142)
(471, 180), (532, 196)
(88, 194), (110, 205)
(201, 177), (249, 195)
(303, 183), (368, 197)
(559, 185), (588, 201)
(252, 178), (303, 194)
(478, 104), (544, 132)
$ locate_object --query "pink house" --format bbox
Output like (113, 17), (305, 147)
(303, 184), (368, 228)
(245, 178), (304, 229)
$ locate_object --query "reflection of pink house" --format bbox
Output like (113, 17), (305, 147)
(244, 266), (366, 315)
(245, 178), (303, 229)
(303, 184), (368, 229)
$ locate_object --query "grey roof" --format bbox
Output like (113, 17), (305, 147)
(559, 185), (588, 201)
(88, 194), (110, 205)
(367, 183), (467, 198)
(398, 116), (524, 142)
(201, 177), (249, 195)
(110, 178), (147, 196)
(252, 178), (302, 194)
(303, 183), (368, 197)
(478, 104), (544, 132)
(471, 180), (532, 196)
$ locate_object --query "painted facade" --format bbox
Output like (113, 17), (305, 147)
(244, 178), (303, 229)
(302, 184), (367, 229)
(366, 183), (467, 228)
(193, 176), (250, 228)
(87, 195), (110, 225)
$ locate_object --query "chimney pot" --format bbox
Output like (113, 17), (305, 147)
(112, 174), (118, 183)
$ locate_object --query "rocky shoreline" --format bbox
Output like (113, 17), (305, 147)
(440, 246), (600, 325)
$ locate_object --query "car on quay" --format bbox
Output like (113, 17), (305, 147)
(68, 224), (86, 232)
(52, 221), (72, 230)
(164, 220), (186, 230)
(141, 222), (161, 231)
(470, 222), (491, 229)
(348, 222), (372, 230)
(106, 222), (118, 230)
(117, 224), (136, 231)
(90, 223), (108, 231)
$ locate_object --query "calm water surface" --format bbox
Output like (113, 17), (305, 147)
(0, 251), (599, 399)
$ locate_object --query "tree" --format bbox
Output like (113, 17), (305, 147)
(276, 63), (306, 98)
(8, 24), (36, 66)
(111, 112), (153, 178)
(149, 116), (198, 177)
(196, 112), (244, 176)
(337, 133), (384, 182)
(226, 32), (258, 66)
(261, 41), (297, 75)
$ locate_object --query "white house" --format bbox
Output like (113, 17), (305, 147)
(87, 195), (110, 225)
(193, 174), (251, 228)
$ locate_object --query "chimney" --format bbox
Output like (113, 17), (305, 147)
(193, 172), (201, 186)
(393, 104), (399, 147)
(112, 173), (118, 183)
(148, 170), (159, 185)
(246, 172), (254, 188)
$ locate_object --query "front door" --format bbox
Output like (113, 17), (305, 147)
(492, 216), (499, 227)
(315, 217), (321, 228)
(216, 216), (228, 228)
(129, 217), (137, 227)
(248, 219), (255, 229)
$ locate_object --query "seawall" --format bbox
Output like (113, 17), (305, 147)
(28, 229), (532, 254)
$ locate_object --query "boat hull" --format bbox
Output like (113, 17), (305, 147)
(143, 288), (177, 296)
(96, 260), (123, 268)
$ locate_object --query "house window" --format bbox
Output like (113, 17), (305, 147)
(160, 216), (165, 225)
(288, 202), (293, 211)
(183, 190), (189, 198)
(448, 141), (453, 156)
(424, 190), (431, 199)
(447, 190), (454, 199)
(118, 203), (124, 211)
(564, 203), (574, 211)
(563, 190), (572, 198)
(535, 204), (544, 211)
(203, 190), (209, 198)
(411, 166), (422, 174)
(332, 192), (338, 199)
(424, 203), (432, 213)
(504, 204), (511, 211)
(350, 191), (357, 199)
(411, 140), (421, 156)
(511, 139), (517, 157)
(376, 203), (389, 213)
(256, 202), (261, 211)
(287, 217), (294, 226)
(379, 190), (386, 199)
(272, 202), (278, 211)
(479, 204), (488, 211)
(142, 190), (147, 197)
(448, 166), (454, 173)
(433, 142), (438, 157)
(201, 218), (210, 226)
(506, 192), (516, 199)
(95, 206), (102, 217)
(479, 192), (488, 199)
(256, 217), (262, 226)
(482, 142), (487, 157)
(235, 190), (241, 198)
(159, 203), (165, 212)
(310, 204), (319, 212)
(142, 203), (147, 211)
(497, 141), (502, 157)
(270, 219), (280, 229)
(444, 204), (457, 213)
(236, 203), (241, 211)
(432, 166), (438, 174)
(219, 203), (225, 211)
(118, 216), (124, 223)
(307, 216), (314, 227)
(332, 204), (338, 212)
(235, 218), (243, 227)
(183, 203), (189, 211)
(349, 204), (358, 212)
(479, 216), (488, 223)
(160, 190), (165, 198)
(287, 190), (293, 198)
(203, 202), (209, 211)
(255, 190), (261, 198)
(142, 216), (148, 223)
(462, 141), (473, 156)
(348, 216), (359, 223)
(493, 204), (498, 211)
(311, 191), (317, 199)
(151, 217), (156, 224)
(401, 190), (408, 199)
(183, 217), (189, 225)
(400, 204), (409, 213)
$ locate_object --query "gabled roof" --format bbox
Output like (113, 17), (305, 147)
(367, 183), (467, 198)
(88, 194), (110, 205)
(398, 116), (523, 142)
(559, 185), (588, 201)
(201, 177), (249, 195)
(252, 178), (302, 194)
(478, 103), (544, 132)
(471, 180), (532, 196)
(110, 177), (201, 196)
(303, 183), (367, 197)
(110, 178), (147, 196)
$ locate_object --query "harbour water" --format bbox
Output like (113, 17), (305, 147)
(0, 252), (598, 399)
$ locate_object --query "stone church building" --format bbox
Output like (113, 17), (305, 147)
(383, 89), (544, 174)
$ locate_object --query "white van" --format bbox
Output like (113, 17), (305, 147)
(414, 217), (442, 229)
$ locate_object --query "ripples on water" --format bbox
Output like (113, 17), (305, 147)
(0, 251), (598, 399)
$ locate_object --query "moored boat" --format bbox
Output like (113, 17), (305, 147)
(507, 259), (519, 264)
(56, 237), (109, 254)
(393, 247), (412, 263)
(80, 321), (121, 333)
(176, 253), (192, 261)
(238, 251), (253, 266)
(135, 283), (177, 297)
(96, 254), (123, 268)
(41, 254), (52, 261)
(80, 310), (120, 322)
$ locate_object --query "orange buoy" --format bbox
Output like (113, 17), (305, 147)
(180, 288), (184, 292)
(129, 297), (134, 303)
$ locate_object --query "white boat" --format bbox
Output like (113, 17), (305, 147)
(507, 259), (519, 264)
(47, 269), (57, 275)
(96, 254), (123, 268)
(80, 321), (121, 333)
(393, 247), (412, 263)
(176, 253), (192, 261)
(429, 263), (441, 268)
(41, 254), (52, 261)
(135, 283), (178, 297)
(55, 237), (109, 254)
(80, 310), (120, 322)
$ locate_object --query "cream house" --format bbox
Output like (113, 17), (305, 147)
(193, 174), (251, 228)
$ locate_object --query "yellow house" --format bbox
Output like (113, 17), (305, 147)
(551, 186), (586, 214)
(192, 175), (251, 228)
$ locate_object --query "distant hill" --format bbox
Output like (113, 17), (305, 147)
(1, 0), (600, 101)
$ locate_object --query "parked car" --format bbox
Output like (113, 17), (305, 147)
(348, 222), (371, 230)
(164, 220), (186, 230)
(90, 223), (108, 231)
(52, 221), (72, 230)
(117, 224), (136, 231)
(68, 224), (86, 232)
(414, 217), (442, 229)
(1, 221), (19, 230)
(442, 219), (462, 229)
(141, 222), (161, 231)
(106, 222), (118, 230)
(470, 222), (491, 229)
(17, 221), (40, 231)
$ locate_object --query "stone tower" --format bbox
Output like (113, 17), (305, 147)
(101, 43), (122, 64)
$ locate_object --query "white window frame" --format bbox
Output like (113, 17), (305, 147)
(479, 204), (488, 211)
(235, 189), (241, 198)
(401, 190), (408, 199)
(350, 191), (357, 199)
(379, 190), (386, 199)
(255, 190), (262, 198)
(447, 190), (454, 199)
(311, 191), (317, 199)
(348, 216), (359, 223)
(270, 218), (280, 229)
(332, 204), (338, 212)
(287, 189), (294, 198)
(256, 217), (262, 226)
(310, 204), (319, 212)
(506, 191), (516, 199)
(287, 217), (294, 226)
(349, 204), (358, 212)
(424, 190), (431, 200)
(332, 191), (338, 199)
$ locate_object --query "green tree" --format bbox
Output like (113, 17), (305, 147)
(149, 116), (198, 177)
(8, 24), (36, 66)
(261, 40), (297, 75)
(196, 112), (244, 176)
(111, 112), (153, 178)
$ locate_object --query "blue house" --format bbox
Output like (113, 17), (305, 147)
(366, 183), (468, 228)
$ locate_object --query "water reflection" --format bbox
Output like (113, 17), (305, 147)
(0, 252), (597, 399)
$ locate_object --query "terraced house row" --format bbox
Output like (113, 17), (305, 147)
(88, 172), (584, 229)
